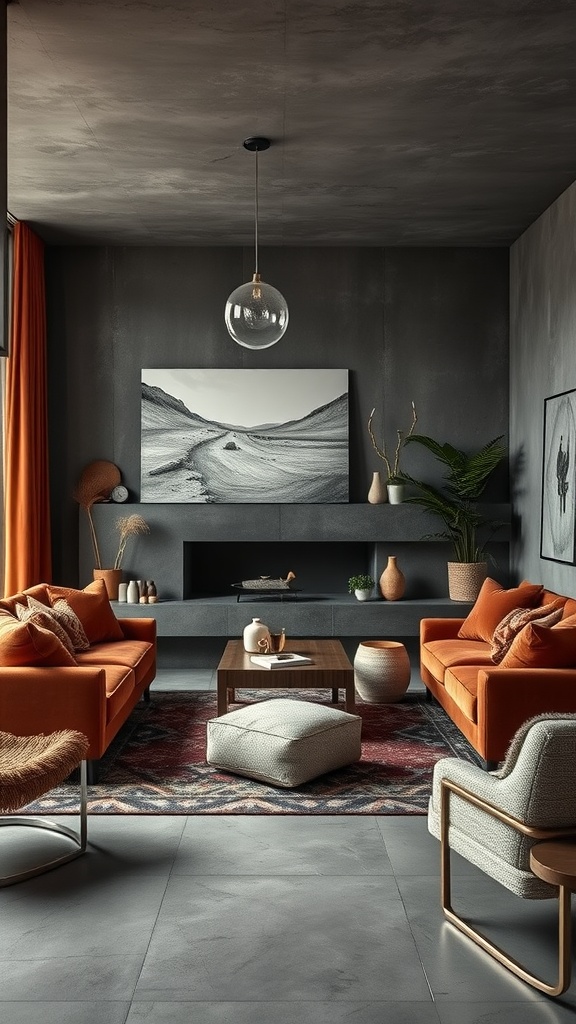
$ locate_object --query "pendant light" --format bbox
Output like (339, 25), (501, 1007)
(225, 137), (289, 349)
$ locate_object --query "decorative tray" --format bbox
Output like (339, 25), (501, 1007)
(231, 583), (301, 602)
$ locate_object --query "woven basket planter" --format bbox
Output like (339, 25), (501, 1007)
(353, 640), (411, 703)
(447, 561), (487, 602)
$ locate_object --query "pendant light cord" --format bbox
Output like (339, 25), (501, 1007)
(254, 149), (259, 275)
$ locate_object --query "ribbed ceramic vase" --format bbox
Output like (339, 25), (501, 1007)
(367, 471), (387, 504)
(447, 561), (487, 602)
(379, 556), (405, 601)
(354, 640), (411, 703)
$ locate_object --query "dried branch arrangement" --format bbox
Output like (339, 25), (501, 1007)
(367, 402), (418, 481)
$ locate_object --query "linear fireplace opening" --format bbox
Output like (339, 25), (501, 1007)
(184, 542), (372, 598)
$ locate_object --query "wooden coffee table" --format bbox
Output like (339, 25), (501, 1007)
(216, 638), (355, 716)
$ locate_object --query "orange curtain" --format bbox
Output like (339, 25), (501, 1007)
(3, 221), (52, 594)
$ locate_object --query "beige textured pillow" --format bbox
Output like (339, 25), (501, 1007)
(490, 598), (565, 663)
(48, 598), (91, 652)
(15, 600), (76, 656)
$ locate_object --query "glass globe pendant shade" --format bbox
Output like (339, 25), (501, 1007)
(225, 273), (289, 350)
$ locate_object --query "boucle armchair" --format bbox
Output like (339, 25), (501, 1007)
(428, 714), (576, 996)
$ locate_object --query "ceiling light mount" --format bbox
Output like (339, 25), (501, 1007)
(224, 137), (289, 349)
(242, 137), (271, 153)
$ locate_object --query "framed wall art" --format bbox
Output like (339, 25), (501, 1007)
(540, 387), (576, 564)
(141, 368), (349, 503)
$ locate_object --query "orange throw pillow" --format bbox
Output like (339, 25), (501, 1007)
(458, 578), (543, 643)
(47, 579), (124, 644)
(0, 615), (77, 667)
(490, 598), (565, 663)
(501, 620), (576, 669)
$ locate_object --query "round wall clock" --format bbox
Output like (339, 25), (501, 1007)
(111, 484), (129, 503)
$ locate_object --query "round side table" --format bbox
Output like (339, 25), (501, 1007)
(353, 640), (410, 703)
(529, 838), (576, 996)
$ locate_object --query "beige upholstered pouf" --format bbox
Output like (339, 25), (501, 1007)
(206, 698), (362, 788)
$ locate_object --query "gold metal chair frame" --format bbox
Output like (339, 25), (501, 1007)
(0, 760), (88, 887)
(441, 778), (576, 997)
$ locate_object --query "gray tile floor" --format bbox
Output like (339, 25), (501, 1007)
(1, 671), (576, 1023)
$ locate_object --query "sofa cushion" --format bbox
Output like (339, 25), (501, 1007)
(48, 598), (91, 652)
(0, 614), (77, 667)
(14, 597), (76, 656)
(501, 621), (576, 669)
(458, 579), (543, 643)
(444, 665), (481, 723)
(490, 599), (566, 663)
(421, 638), (492, 683)
(47, 579), (124, 644)
(75, 639), (155, 688)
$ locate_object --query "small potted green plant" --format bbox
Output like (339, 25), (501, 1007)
(348, 573), (375, 601)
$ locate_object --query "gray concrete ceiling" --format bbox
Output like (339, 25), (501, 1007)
(7, 0), (576, 246)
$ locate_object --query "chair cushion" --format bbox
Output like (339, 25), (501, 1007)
(457, 578), (543, 643)
(206, 698), (362, 788)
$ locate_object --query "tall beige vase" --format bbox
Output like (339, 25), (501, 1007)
(367, 471), (387, 504)
(379, 555), (406, 601)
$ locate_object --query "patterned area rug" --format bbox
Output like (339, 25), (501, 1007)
(22, 690), (481, 815)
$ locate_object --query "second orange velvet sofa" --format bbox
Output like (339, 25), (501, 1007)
(420, 578), (576, 768)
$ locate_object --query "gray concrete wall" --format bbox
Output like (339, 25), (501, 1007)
(45, 245), (509, 585)
(510, 181), (576, 596)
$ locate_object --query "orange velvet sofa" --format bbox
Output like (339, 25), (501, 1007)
(420, 579), (576, 769)
(0, 580), (156, 781)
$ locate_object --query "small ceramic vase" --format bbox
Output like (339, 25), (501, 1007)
(243, 617), (271, 653)
(367, 471), (387, 504)
(127, 580), (139, 604)
(117, 582), (128, 603)
(379, 556), (406, 601)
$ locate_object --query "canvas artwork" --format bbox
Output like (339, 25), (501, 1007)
(541, 388), (576, 564)
(141, 368), (349, 503)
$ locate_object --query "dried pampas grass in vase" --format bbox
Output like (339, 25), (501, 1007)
(114, 515), (150, 570)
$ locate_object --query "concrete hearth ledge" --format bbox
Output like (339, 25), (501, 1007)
(112, 595), (472, 637)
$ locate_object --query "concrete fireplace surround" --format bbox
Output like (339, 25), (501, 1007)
(81, 502), (510, 639)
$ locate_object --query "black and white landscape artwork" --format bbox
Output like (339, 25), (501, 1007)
(141, 368), (349, 503)
(541, 388), (576, 564)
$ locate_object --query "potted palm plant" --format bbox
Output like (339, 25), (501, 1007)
(402, 433), (506, 601)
